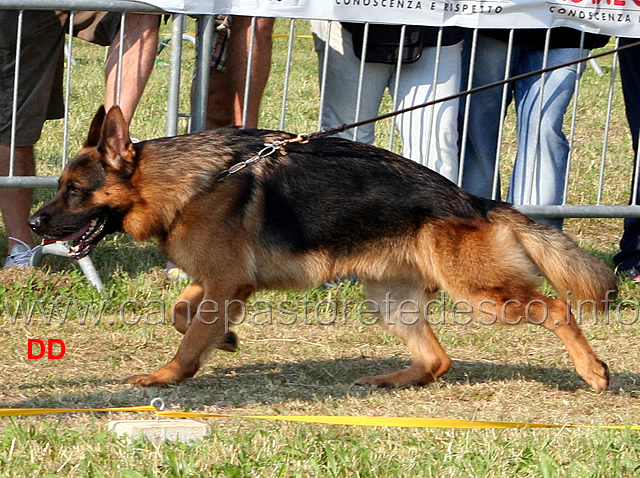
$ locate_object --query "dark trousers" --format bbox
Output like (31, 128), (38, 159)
(614, 38), (640, 270)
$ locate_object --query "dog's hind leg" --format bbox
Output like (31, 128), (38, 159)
(355, 281), (452, 387)
(441, 271), (609, 391)
(528, 297), (609, 392)
(172, 283), (238, 352)
(431, 221), (609, 392)
(126, 281), (253, 386)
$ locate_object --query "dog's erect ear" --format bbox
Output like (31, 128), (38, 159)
(99, 105), (136, 176)
(84, 105), (106, 148)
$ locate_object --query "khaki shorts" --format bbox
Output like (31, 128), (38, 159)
(0, 10), (121, 146)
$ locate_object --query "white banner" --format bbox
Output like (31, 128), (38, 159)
(141, 0), (640, 37)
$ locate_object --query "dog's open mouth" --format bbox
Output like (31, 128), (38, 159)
(43, 217), (108, 260)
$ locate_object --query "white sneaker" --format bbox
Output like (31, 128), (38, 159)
(4, 238), (35, 268)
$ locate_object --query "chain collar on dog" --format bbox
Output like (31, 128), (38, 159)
(216, 134), (309, 182)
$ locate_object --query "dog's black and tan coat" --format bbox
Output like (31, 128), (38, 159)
(29, 106), (617, 391)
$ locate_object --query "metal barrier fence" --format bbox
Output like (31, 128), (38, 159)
(1, 1), (640, 223)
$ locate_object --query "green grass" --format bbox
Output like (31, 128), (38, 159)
(0, 20), (639, 477)
(1, 422), (639, 476)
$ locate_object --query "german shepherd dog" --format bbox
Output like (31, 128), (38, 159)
(29, 106), (616, 391)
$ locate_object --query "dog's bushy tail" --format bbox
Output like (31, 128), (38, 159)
(500, 209), (617, 309)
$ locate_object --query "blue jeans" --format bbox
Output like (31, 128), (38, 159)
(613, 37), (640, 271)
(460, 33), (587, 229)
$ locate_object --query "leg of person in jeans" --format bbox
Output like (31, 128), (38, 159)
(313, 21), (390, 144)
(460, 33), (514, 199)
(394, 42), (462, 182)
(613, 37), (640, 279)
(508, 47), (585, 230)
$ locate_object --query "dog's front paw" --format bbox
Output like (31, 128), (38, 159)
(354, 366), (436, 388)
(124, 359), (198, 386)
(124, 374), (167, 386)
(124, 371), (179, 387)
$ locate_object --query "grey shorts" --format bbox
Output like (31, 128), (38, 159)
(0, 10), (121, 146)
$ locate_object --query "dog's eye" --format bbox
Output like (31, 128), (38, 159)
(67, 185), (81, 196)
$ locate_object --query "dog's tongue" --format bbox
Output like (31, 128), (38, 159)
(41, 222), (91, 245)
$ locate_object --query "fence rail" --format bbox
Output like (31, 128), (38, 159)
(1, 1), (163, 12)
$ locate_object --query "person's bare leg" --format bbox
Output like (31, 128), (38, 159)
(0, 145), (35, 249)
(104, 13), (159, 125)
(227, 16), (274, 128)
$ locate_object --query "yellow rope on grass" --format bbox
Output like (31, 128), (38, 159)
(0, 405), (638, 430)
